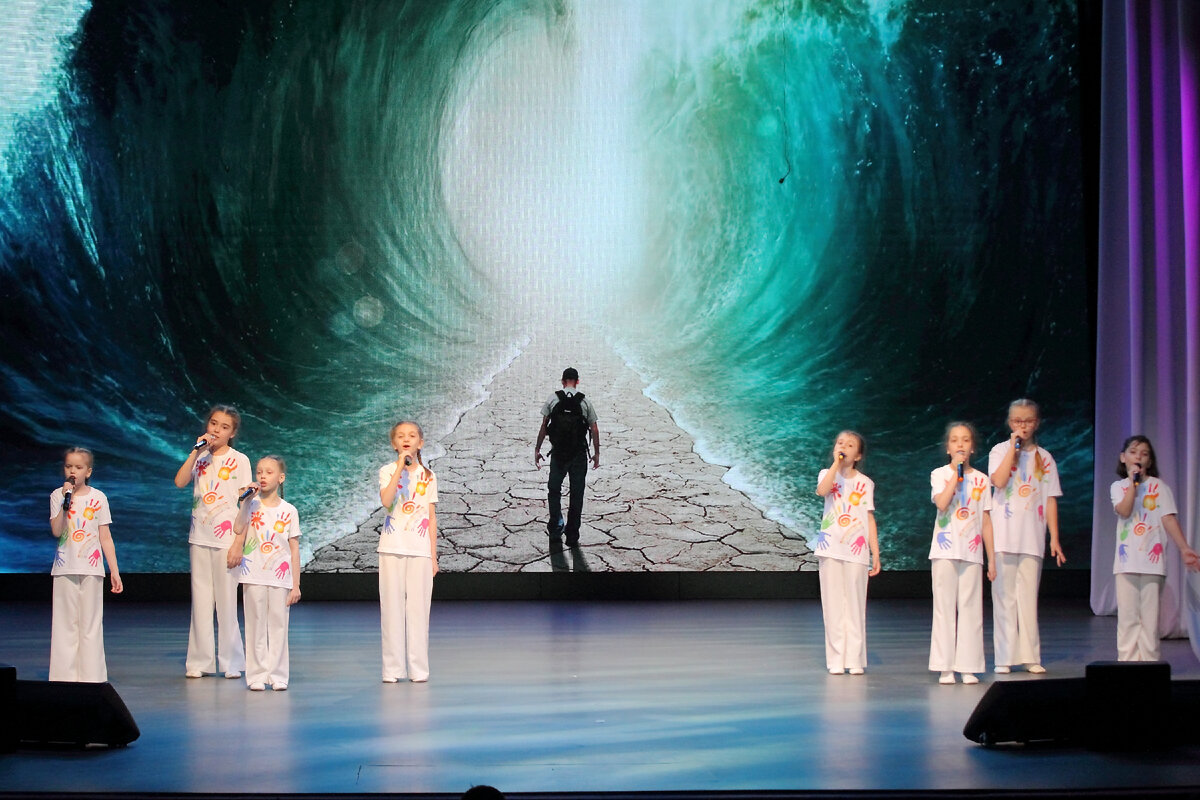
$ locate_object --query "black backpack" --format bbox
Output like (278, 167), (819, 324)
(547, 391), (589, 460)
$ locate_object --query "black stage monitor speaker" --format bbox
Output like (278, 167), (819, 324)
(0, 664), (15, 752)
(12, 679), (140, 747)
(964, 661), (1196, 749)
(962, 676), (1087, 746)
(1085, 660), (1171, 750)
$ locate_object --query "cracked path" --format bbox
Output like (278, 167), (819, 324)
(308, 326), (814, 572)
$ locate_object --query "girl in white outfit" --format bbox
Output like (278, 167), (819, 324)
(814, 430), (880, 675)
(378, 421), (439, 683)
(228, 455), (302, 690)
(48, 447), (123, 682)
(928, 422), (995, 685)
(988, 399), (1066, 675)
(173, 405), (251, 679)
(1109, 435), (1199, 661)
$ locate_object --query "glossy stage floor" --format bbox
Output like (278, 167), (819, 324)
(2, 597), (1199, 798)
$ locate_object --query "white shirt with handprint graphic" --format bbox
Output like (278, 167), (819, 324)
(1110, 477), (1177, 577)
(377, 462), (438, 558)
(236, 497), (301, 589)
(49, 487), (111, 577)
(188, 447), (252, 549)
(987, 442), (1062, 557)
(815, 469), (875, 566)
(928, 465), (992, 564)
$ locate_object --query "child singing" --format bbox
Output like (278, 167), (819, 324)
(378, 421), (439, 683)
(1110, 435), (1199, 661)
(988, 399), (1065, 674)
(49, 447), (122, 681)
(929, 422), (995, 684)
(814, 430), (880, 675)
(228, 455), (301, 690)
(173, 405), (250, 678)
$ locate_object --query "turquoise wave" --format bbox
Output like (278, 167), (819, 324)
(0, 0), (1091, 571)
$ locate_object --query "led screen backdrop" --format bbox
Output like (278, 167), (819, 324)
(0, 0), (1092, 573)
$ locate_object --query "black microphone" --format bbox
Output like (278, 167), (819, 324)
(1131, 464), (1141, 487)
(192, 438), (208, 452)
(957, 462), (964, 482)
(63, 476), (76, 510)
(1014, 438), (1021, 452)
(404, 455), (413, 467)
(238, 486), (257, 502)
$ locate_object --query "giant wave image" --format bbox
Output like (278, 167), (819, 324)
(0, 0), (1091, 572)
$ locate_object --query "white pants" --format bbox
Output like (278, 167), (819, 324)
(243, 584), (290, 686)
(49, 575), (106, 682)
(992, 552), (1042, 667)
(379, 554), (433, 681)
(818, 557), (868, 671)
(929, 559), (984, 674)
(187, 544), (245, 675)
(1115, 572), (1163, 661)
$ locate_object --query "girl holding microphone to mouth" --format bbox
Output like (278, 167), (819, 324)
(814, 430), (880, 676)
(1110, 435), (1199, 661)
(988, 399), (1065, 675)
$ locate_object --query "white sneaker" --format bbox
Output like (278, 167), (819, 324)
(961, 673), (979, 685)
(994, 665), (1011, 674)
(185, 671), (203, 679)
(1026, 664), (1046, 674)
(273, 683), (288, 691)
(848, 667), (864, 675)
(248, 682), (265, 691)
(224, 671), (241, 679)
(382, 677), (400, 684)
(828, 667), (845, 675)
(939, 671), (956, 684)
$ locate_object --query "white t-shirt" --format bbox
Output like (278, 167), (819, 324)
(928, 465), (992, 564)
(377, 461), (438, 558)
(1110, 477), (1178, 577)
(815, 469), (876, 566)
(188, 447), (253, 549)
(987, 442), (1062, 557)
(49, 486), (112, 577)
(236, 498), (301, 589)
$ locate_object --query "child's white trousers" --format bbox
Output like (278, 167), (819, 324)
(818, 557), (868, 671)
(379, 553), (433, 681)
(243, 583), (291, 686)
(187, 544), (246, 675)
(929, 559), (984, 674)
(991, 552), (1042, 667)
(50, 574), (106, 682)
(1115, 572), (1163, 661)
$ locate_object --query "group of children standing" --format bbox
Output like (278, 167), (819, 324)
(44, 399), (1197, 688)
(46, 407), (439, 689)
(815, 398), (1200, 686)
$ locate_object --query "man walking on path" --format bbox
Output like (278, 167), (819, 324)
(534, 367), (600, 547)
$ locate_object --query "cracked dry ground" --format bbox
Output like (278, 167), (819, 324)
(308, 327), (815, 572)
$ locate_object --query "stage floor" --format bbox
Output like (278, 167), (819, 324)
(1, 598), (1199, 795)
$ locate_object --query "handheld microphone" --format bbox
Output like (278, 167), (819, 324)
(837, 453), (844, 462)
(193, 438), (208, 452)
(404, 455), (413, 467)
(63, 476), (76, 510)
(957, 462), (964, 482)
(1131, 464), (1141, 487)
(1014, 438), (1021, 452)
(238, 486), (257, 502)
